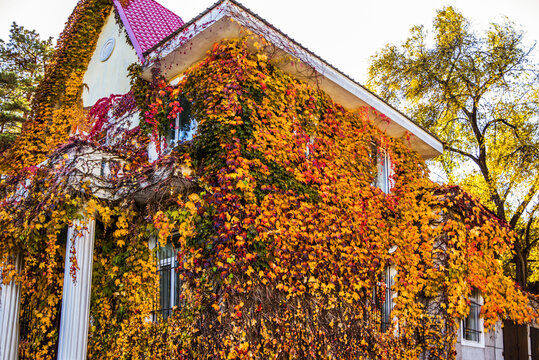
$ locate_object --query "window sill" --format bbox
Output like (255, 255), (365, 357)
(461, 337), (485, 348)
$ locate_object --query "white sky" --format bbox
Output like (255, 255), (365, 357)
(1, 0), (538, 83)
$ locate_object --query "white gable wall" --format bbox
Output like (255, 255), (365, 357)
(82, 9), (139, 108)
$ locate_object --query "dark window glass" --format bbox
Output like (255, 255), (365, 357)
(154, 242), (183, 321)
(381, 267), (394, 332)
(166, 96), (197, 148)
(463, 289), (481, 342)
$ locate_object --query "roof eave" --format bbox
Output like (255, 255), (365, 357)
(142, 0), (443, 159)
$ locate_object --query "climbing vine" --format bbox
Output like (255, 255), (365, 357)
(0, 11), (535, 359)
(136, 38), (534, 359)
(3, 0), (112, 172)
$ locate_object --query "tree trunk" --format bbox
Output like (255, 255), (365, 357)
(514, 237), (527, 289)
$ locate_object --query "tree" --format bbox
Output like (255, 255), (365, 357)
(0, 22), (54, 153)
(368, 7), (539, 289)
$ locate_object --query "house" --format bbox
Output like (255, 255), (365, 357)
(0, 0), (535, 359)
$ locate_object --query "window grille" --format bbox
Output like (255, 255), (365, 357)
(463, 288), (482, 342)
(153, 243), (183, 321)
(381, 266), (395, 332)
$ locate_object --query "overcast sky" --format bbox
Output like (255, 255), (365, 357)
(1, 0), (538, 83)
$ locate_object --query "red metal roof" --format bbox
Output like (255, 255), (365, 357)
(113, 0), (184, 60)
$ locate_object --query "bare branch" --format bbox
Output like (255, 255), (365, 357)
(444, 145), (478, 163)
(482, 118), (519, 137)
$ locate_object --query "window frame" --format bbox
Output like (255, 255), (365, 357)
(166, 96), (197, 150)
(373, 145), (393, 193)
(380, 265), (396, 332)
(153, 241), (183, 322)
(461, 289), (485, 347)
(305, 134), (315, 158)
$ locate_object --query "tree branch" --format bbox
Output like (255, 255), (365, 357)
(510, 177), (539, 228)
(482, 118), (519, 138)
(444, 145), (478, 163)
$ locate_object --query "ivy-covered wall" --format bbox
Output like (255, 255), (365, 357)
(3, 0), (112, 172)
(0, 2), (535, 358)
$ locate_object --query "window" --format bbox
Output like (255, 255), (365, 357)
(375, 147), (392, 193)
(305, 134), (315, 158)
(154, 242), (182, 321)
(166, 96), (197, 149)
(462, 288), (484, 345)
(381, 265), (396, 332)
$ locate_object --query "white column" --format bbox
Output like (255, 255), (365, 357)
(57, 218), (96, 360)
(0, 253), (22, 360)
